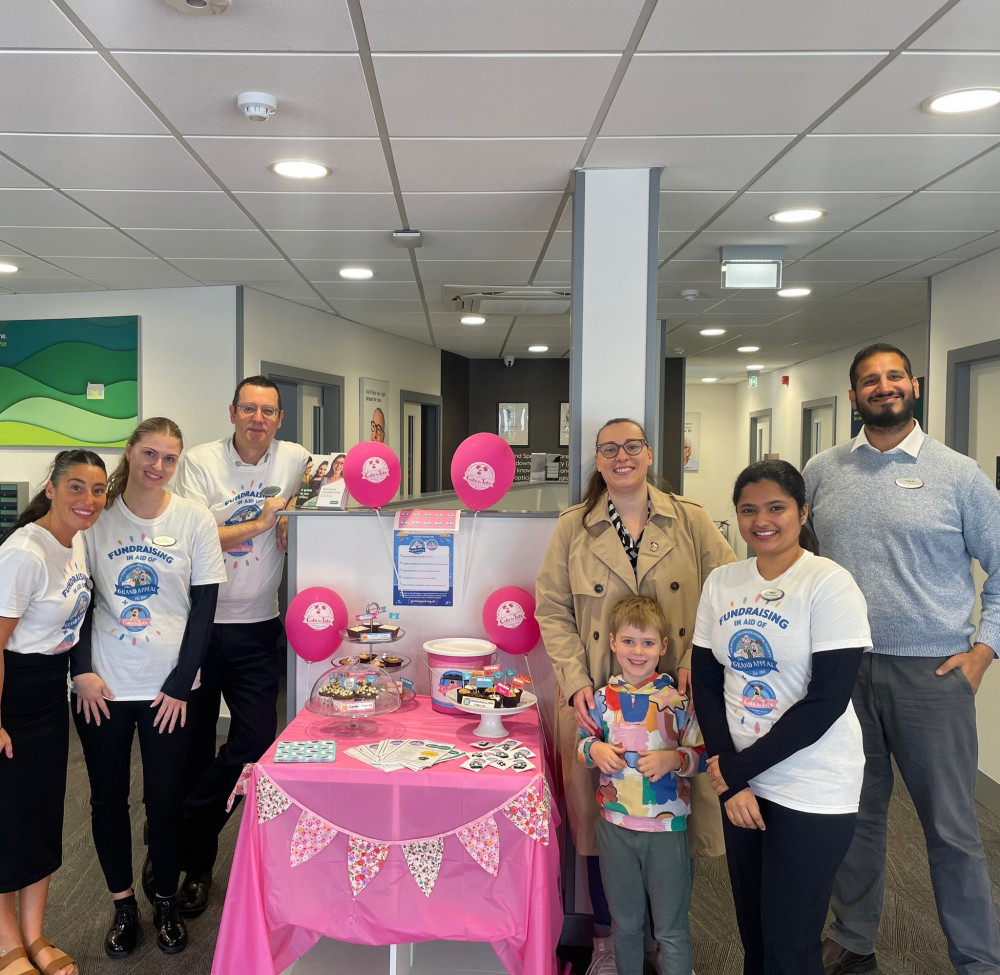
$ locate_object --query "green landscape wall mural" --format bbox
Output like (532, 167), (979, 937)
(0, 316), (139, 447)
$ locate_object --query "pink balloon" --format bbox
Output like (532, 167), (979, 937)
(286, 586), (347, 662)
(343, 441), (401, 509)
(482, 586), (540, 656)
(450, 433), (516, 511)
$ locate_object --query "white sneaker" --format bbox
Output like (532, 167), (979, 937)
(585, 936), (618, 975)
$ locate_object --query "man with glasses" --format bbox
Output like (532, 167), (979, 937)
(370, 407), (386, 443)
(168, 376), (310, 917)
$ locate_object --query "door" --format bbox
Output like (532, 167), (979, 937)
(749, 410), (772, 463)
(403, 400), (422, 499)
(801, 397), (837, 466)
(399, 390), (443, 499)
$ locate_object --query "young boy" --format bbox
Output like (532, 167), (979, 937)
(578, 595), (704, 975)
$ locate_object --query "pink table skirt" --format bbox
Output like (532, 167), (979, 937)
(212, 697), (562, 975)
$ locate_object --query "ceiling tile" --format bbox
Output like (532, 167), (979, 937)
(0, 53), (165, 134)
(170, 258), (303, 283)
(403, 193), (564, 231)
(269, 230), (404, 260)
(882, 258), (968, 280)
(416, 261), (539, 286)
(639, 0), (945, 50)
(0, 253), (86, 278)
(0, 155), (45, 189)
(114, 53), (377, 137)
(3, 0), (89, 48)
(295, 258), (414, 280)
(235, 192), (400, 230)
(392, 139), (583, 192)
(363, 0), (645, 51)
(66, 190), (255, 229)
(0, 189), (104, 227)
(842, 280), (927, 302)
(0, 277), (105, 293)
(373, 55), (620, 137)
(418, 231), (567, 261)
(188, 138), (391, 192)
(912, 0), (1000, 50)
(66, 0), (357, 51)
(128, 228), (283, 259)
(315, 281), (419, 300)
(659, 193), (734, 231)
(0, 135), (217, 190)
(0, 227), (149, 257)
(752, 135), (1000, 192)
(711, 191), (907, 232)
(928, 145), (1000, 190)
(808, 229), (990, 260)
(859, 192), (1000, 232)
(782, 258), (918, 282)
(44, 256), (197, 288)
(603, 54), (884, 136)
(672, 230), (840, 261)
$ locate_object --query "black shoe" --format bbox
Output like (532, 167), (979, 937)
(822, 938), (878, 975)
(177, 872), (213, 919)
(104, 899), (141, 958)
(153, 895), (188, 954)
(141, 852), (156, 907)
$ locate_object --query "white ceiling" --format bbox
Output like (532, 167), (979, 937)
(1, 0), (999, 381)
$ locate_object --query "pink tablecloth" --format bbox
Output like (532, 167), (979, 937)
(212, 697), (562, 975)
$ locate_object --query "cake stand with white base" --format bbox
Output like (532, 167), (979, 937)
(445, 688), (538, 739)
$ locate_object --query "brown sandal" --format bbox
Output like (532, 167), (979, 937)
(25, 940), (74, 975)
(0, 946), (39, 975)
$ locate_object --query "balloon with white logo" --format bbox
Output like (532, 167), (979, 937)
(450, 433), (515, 511)
(481, 585), (540, 656)
(286, 586), (347, 661)
(343, 441), (401, 509)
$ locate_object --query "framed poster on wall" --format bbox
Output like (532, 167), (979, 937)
(361, 377), (389, 444)
(559, 402), (570, 447)
(498, 402), (529, 446)
(683, 412), (700, 472)
(0, 315), (138, 447)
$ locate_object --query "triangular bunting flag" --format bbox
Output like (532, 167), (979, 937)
(290, 809), (338, 867)
(402, 838), (444, 896)
(256, 773), (292, 824)
(501, 778), (552, 846)
(226, 763), (254, 812)
(457, 815), (500, 876)
(347, 836), (390, 896)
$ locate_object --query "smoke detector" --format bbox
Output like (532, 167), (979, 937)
(680, 289), (700, 301)
(162, 0), (231, 14)
(237, 92), (277, 122)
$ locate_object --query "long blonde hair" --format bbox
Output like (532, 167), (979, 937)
(105, 417), (184, 507)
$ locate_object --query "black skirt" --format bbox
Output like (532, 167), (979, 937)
(0, 649), (70, 893)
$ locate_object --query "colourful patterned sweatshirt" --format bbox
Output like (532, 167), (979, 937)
(578, 673), (705, 832)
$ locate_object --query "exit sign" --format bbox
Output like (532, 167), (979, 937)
(748, 375), (758, 388)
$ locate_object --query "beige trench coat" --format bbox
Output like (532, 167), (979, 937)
(535, 486), (736, 857)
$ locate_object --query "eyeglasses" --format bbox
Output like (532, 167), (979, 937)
(596, 438), (647, 459)
(371, 421), (384, 435)
(236, 404), (280, 419)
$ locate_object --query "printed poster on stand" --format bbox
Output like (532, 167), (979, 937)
(392, 510), (460, 607)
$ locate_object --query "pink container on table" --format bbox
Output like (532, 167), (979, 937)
(423, 637), (497, 714)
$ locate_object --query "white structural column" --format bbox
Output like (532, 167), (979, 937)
(569, 167), (662, 500)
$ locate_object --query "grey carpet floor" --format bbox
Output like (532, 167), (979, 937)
(35, 714), (1000, 975)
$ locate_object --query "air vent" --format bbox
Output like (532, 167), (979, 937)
(446, 288), (571, 317)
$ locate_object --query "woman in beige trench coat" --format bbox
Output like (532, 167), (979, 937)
(536, 417), (735, 972)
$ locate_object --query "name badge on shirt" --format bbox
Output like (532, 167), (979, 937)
(895, 477), (923, 489)
(153, 535), (176, 547)
(760, 588), (784, 601)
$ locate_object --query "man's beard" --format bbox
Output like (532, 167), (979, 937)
(857, 390), (916, 431)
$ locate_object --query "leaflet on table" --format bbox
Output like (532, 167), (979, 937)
(295, 451), (350, 510)
(393, 529), (454, 607)
(344, 739), (466, 771)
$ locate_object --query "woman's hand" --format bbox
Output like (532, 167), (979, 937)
(0, 726), (11, 759)
(589, 741), (627, 774)
(572, 686), (600, 735)
(151, 693), (187, 734)
(724, 788), (766, 830)
(706, 754), (730, 796)
(637, 749), (681, 782)
(74, 672), (115, 726)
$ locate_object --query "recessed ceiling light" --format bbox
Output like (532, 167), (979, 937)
(528, 345), (548, 353)
(923, 88), (1000, 114)
(701, 377), (719, 383)
(699, 328), (727, 336)
(737, 345), (760, 353)
(461, 315), (487, 325)
(338, 267), (373, 280)
(746, 364), (765, 370)
(769, 208), (825, 224)
(777, 287), (811, 298)
(0, 262), (18, 273)
(270, 160), (330, 179)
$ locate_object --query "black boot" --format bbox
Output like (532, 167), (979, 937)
(153, 895), (188, 954)
(104, 897), (141, 958)
(177, 871), (213, 918)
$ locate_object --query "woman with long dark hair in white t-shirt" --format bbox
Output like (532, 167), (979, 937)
(71, 417), (226, 960)
(692, 460), (872, 975)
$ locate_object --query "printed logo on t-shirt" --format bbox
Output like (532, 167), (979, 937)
(224, 504), (260, 556)
(113, 562), (159, 601)
(741, 679), (778, 716)
(119, 604), (152, 632)
(727, 628), (779, 676)
(63, 590), (90, 631)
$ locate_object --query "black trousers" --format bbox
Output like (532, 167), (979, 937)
(73, 695), (197, 897)
(180, 618), (283, 876)
(722, 795), (857, 975)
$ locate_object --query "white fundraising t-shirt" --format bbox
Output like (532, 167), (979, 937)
(85, 494), (227, 700)
(176, 437), (309, 623)
(0, 523), (91, 655)
(694, 552), (872, 814)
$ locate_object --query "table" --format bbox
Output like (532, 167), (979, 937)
(212, 696), (562, 975)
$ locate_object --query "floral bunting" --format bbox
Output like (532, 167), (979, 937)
(256, 774), (292, 824)
(291, 810), (338, 867)
(402, 838), (444, 897)
(457, 815), (500, 876)
(226, 763), (255, 812)
(348, 837), (390, 896)
(501, 779), (552, 846)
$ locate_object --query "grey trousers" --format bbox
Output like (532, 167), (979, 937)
(829, 653), (1000, 974)
(595, 816), (692, 975)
